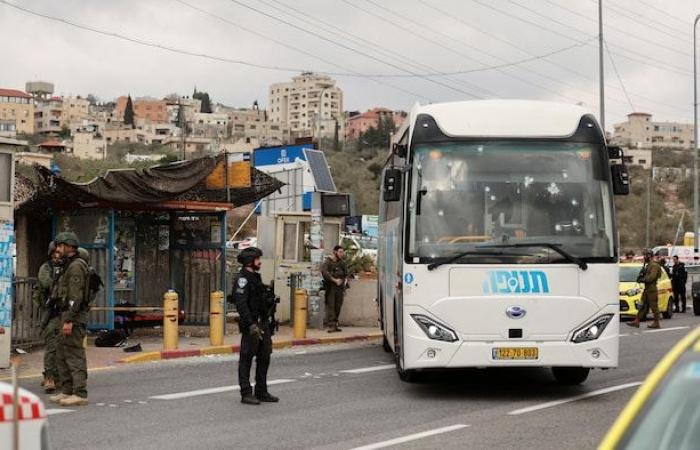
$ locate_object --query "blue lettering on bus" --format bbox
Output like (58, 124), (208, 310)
(482, 270), (550, 294)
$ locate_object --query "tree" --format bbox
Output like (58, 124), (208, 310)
(124, 95), (135, 127)
(357, 115), (395, 150)
(193, 89), (213, 113)
(58, 125), (71, 139)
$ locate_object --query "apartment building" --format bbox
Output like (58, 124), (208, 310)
(0, 88), (34, 134)
(219, 106), (290, 144)
(268, 72), (343, 139)
(72, 130), (107, 160)
(115, 96), (168, 124)
(62, 96), (91, 127)
(612, 112), (695, 150)
(346, 108), (407, 139)
(34, 97), (64, 134)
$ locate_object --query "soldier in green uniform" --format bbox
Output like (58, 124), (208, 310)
(321, 245), (348, 333)
(33, 241), (63, 393)
(627, 248), (662, 329)
(49, 232), (90, 407)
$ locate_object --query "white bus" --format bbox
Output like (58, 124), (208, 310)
(377, 100), (629, 384)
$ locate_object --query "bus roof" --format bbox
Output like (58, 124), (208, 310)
(410, 99), (595, 139)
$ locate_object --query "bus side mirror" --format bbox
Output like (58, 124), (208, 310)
(608, 145), (624, 159)
(383, 168), (402, 202)
(392, 143), (407, 158)
(611, 164), (630, 195)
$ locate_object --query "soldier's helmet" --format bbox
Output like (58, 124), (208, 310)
(47, 241), (56, 257)
(237, 247), (263, 266)
(642, 248), (654, 257)
(54, 232), (80, 248)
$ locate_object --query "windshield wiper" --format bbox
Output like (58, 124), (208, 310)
(478, 242), (588, 270)
(426, 250), (532, 271)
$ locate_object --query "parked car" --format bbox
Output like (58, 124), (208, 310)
(599, 326), (700, 449)
(618, 263), (673, 320)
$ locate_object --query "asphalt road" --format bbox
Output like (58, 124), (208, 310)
(27, 313), (700, 450)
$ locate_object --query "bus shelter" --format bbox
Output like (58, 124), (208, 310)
(15, 155), (283, 330)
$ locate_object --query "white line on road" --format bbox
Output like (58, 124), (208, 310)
(349, 424), (470, 450)
(46, 409), (74, 416)
(644, 326), (690, 334)
(149, 379), (296, 401)
(508, 382), (642, 416)
(340, 364), (395, 374)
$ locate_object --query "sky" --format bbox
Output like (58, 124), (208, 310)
(1, 0), (698, 131)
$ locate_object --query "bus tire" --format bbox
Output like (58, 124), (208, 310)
(395, 355), (419, 382)
(662, 298), (673, 319)
(552, 367), (590, 385)
(382, 335), (392, 353)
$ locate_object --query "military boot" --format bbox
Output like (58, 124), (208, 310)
(43, 378), (56, 394)
(256, 392), (279, 403)
(626, 318), (640, 328)
(49, 393), (70, 403)
(647, 320), (661, 329)
(241, 394), (261, 405)
(59, 395), (88, 406)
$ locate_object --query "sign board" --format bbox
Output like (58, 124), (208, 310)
(0, 150), (13, 368)
(205, 161), (251, 190)
(253, 144), (312, 167)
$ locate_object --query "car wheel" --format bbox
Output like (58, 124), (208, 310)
(552, 367), (590, 385)
(663, 297), (673, 319)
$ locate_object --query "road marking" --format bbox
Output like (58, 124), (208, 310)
(340, 364), (395, 374)
(349, 424), (470, 450)
(644, 326), (690, 334)
(149, 378), (295, 400)
(508, 382), (642, 416)
(46, 409), (74, 416)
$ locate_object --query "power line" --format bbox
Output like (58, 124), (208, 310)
(634, 0), (692, 28)
(594, 0), (691, 43)
(226, 0), (483, 99)
(536, 0), (692, 57)
(604, 39), (635, 112)
(254, 0), (495, 98)
(472, 0), (692, 77)
(505, 0), (693, 73)
(348, 0), (584, 104)
(424, 0), (689, 115)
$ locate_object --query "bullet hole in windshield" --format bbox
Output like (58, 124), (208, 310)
(484, 186), (491, 192)
(547, 182), (560, 196)
(571, 199), (579, 207)
(524, 176), (534, 187)
(438, 210), (444, 216)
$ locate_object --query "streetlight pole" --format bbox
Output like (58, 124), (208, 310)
(599, 0), (605, 132)
(693, 15), (699, 259)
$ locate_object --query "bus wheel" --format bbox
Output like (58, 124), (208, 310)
(396, 357), (419, 383)
(382, 335), (392, 353)
(662, 298), (673, 319)
(552, 367), (590, 385)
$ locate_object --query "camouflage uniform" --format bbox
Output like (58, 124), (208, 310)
(33, 258), (62, 385)
(53, 248), (90, 399)
(637, 260), (662, 322)
(321, 256), (348, 330)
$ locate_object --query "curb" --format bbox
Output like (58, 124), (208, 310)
(117, 332), (383, 364)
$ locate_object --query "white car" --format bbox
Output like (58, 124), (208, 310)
(341, 234), (378, 261)
(0, 382), (50, 449)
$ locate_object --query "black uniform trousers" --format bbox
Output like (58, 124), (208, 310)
(673, 282), (687, 311)
(238, 323), (273, 397)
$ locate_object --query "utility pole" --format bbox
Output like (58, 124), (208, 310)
(646, 169), (651, 248)
(693, 15), (699, 259)
(598, 0), (605, 133)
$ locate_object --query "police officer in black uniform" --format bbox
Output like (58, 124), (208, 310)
(233, 247), (279, 405)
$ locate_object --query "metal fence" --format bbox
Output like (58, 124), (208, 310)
(12, 277), (43, 350)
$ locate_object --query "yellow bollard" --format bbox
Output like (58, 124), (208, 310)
(163, 290), (179, 351)
(209, 290), (225, 346)
(293, 289), (308, 339)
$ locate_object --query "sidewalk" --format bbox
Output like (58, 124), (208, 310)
(0, 326), (382, 381)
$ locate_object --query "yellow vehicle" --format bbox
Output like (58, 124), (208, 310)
(599, 327), (700, 449)
(618, 263), (673, 320)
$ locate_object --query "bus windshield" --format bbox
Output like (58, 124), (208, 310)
(407, 141), (615, 263)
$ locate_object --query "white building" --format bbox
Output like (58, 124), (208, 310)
(268, 72), (343, 140)
(612, 112), (695, 150)
(72, 130), (106, 160)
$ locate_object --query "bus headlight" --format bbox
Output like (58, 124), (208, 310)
(411, 314), (458, 342)
(571, 314), (614, 343)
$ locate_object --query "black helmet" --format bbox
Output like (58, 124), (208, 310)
(237, 247), (263, 266)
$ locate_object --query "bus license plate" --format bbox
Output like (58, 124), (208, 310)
(492, 347), (538, 360)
